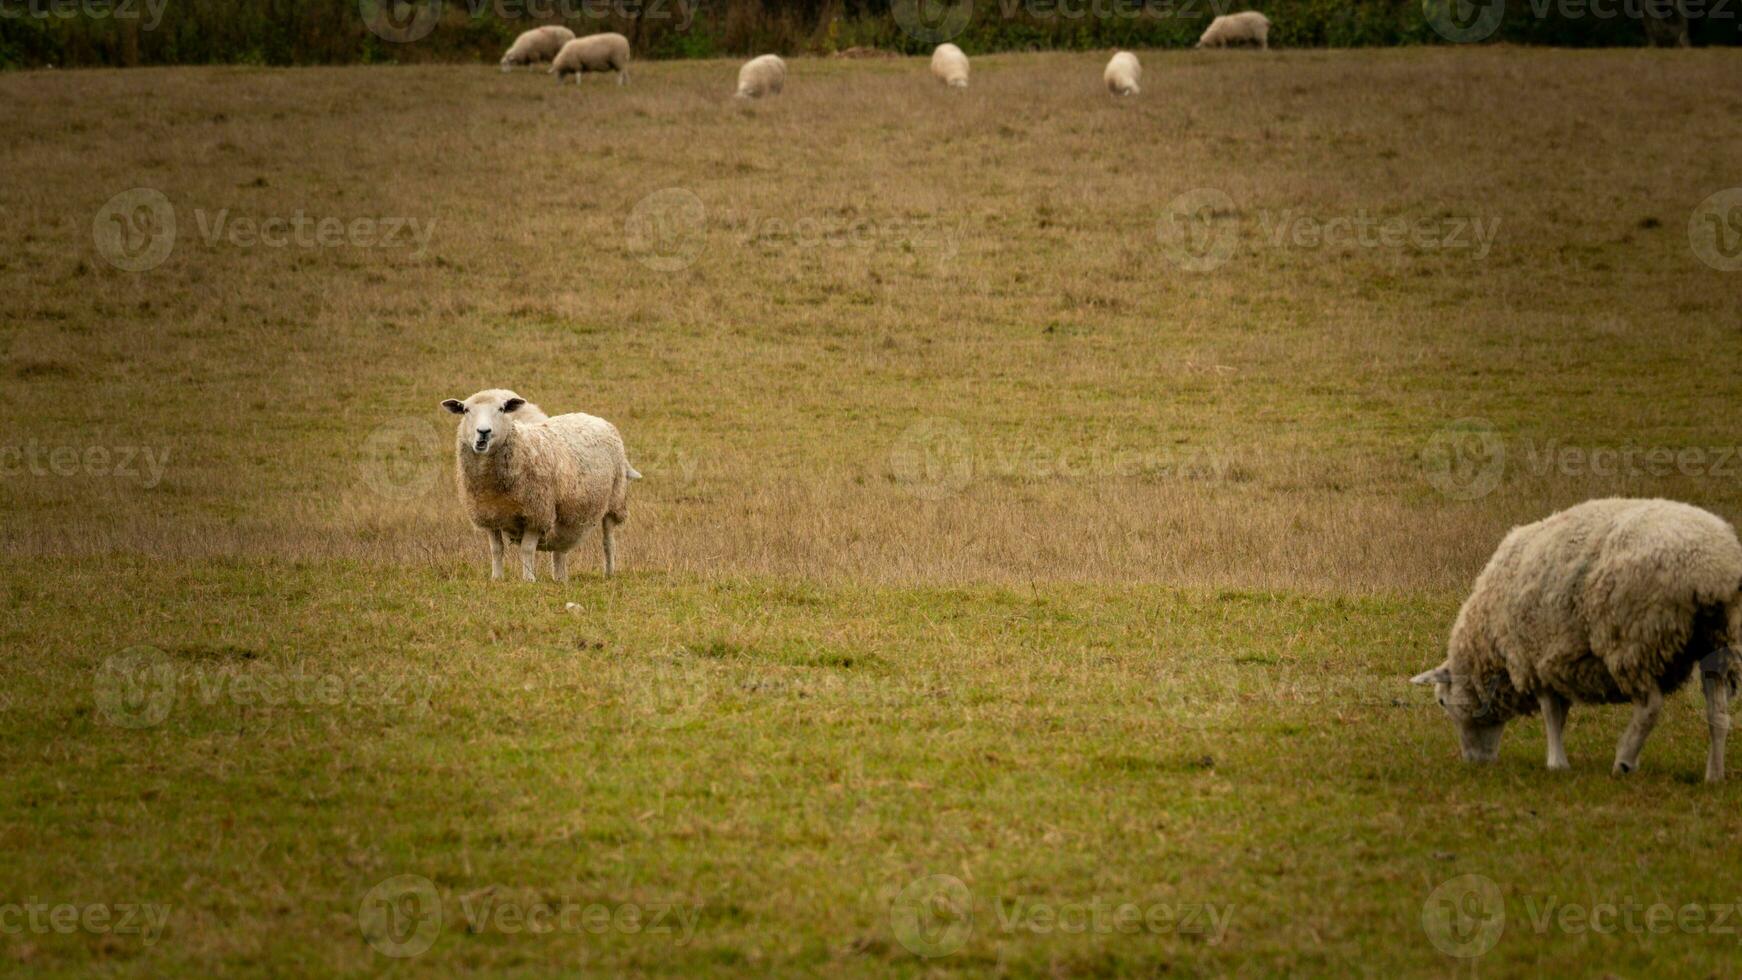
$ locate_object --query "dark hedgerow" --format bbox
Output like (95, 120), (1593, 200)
(0, 0), (1734, 69)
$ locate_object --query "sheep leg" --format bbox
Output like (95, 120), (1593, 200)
(1703, 670), (1732, 783)
(552, 549), (569, 585)
(600, 518), (617, 577)
(1539, 692), (1571, 771)
(1613, 688), (1663, 775)
(519, 530), (540, 582)
(487, 530), (505, 581)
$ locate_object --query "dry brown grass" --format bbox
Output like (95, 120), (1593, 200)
(3, 49), (1741, 593)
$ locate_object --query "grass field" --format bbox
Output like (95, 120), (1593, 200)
(3, 47), (1742, 975)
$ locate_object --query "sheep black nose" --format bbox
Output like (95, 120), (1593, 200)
(476, 428), (492, 438)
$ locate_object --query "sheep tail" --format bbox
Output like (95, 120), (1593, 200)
(627, 466), (643, 481)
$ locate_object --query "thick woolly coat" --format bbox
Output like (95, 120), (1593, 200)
(930, 44), (969, 88)
(456, 413), (633, 553)
(1104, 52), (1140, 96)
(735, 55), (787, 99)
(1445, 498), (1742, 721)
(1197, 12), (1271, 48)
(502, 25), (576, 67)
(550, 33), (630, 80)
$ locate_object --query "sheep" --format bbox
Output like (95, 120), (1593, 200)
(1412, 498), (1742, 782)
(500, 25), (575, 71)
(931, 43), (969, 89)
(551, 32), (630, 86)
(441, 389), (641, 583)
(1103, 51), (1140, 97)
(1196, 11), (1271, 49)
(735, 54), (786, 100)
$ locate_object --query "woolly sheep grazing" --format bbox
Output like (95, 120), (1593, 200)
(1412, 498), (1742, 782)
(1104, 51), (1140, 97)
(551, 32), (630, 86)
(1197, 11), (1271, 49)
(441, 389), (641, 583)
(735, 54), (786, 99)
(931, 44), (969, 88)
(500, 25), (575, 71)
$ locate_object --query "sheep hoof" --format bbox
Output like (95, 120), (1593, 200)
(1613, 761), (1635, 775)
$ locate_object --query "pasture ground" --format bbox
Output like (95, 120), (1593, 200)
(3, 48), (1742, 975)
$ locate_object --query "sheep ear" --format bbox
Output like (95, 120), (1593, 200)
(1410, 665), (1453, 686)
(441, 399), (465, 414)
(503, 397), (525, 412)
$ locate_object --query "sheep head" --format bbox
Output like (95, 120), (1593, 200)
(1411, 663), (1508, 763)
(442, 389), (531, 455)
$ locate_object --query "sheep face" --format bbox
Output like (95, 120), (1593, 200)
(442, 389), (532, 456)
(1412, 664), (1508, 763)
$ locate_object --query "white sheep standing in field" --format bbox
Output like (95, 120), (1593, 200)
(735, 54), (787, 99)
(500, 25), (575, 71)
(1104, 51), (1140, 97)
(1197, 11), (1271, 49)
(551, 32), (631, 86)
(1412, 498), (1742, 782)
(442, 389), (641, 583)
(931, 43), (969, 89)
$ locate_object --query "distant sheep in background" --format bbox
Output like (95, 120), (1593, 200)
(500, 25), (575, 71)
(1197, 11), (1271, 49)
(442, 389), (641, 583)
(551, 32), (631, 86)
(736, 54), (787, 99)
(931, 44), (969, 88)
(1104, 51), (1140, 96)
(1413, 498), (1742, 782)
